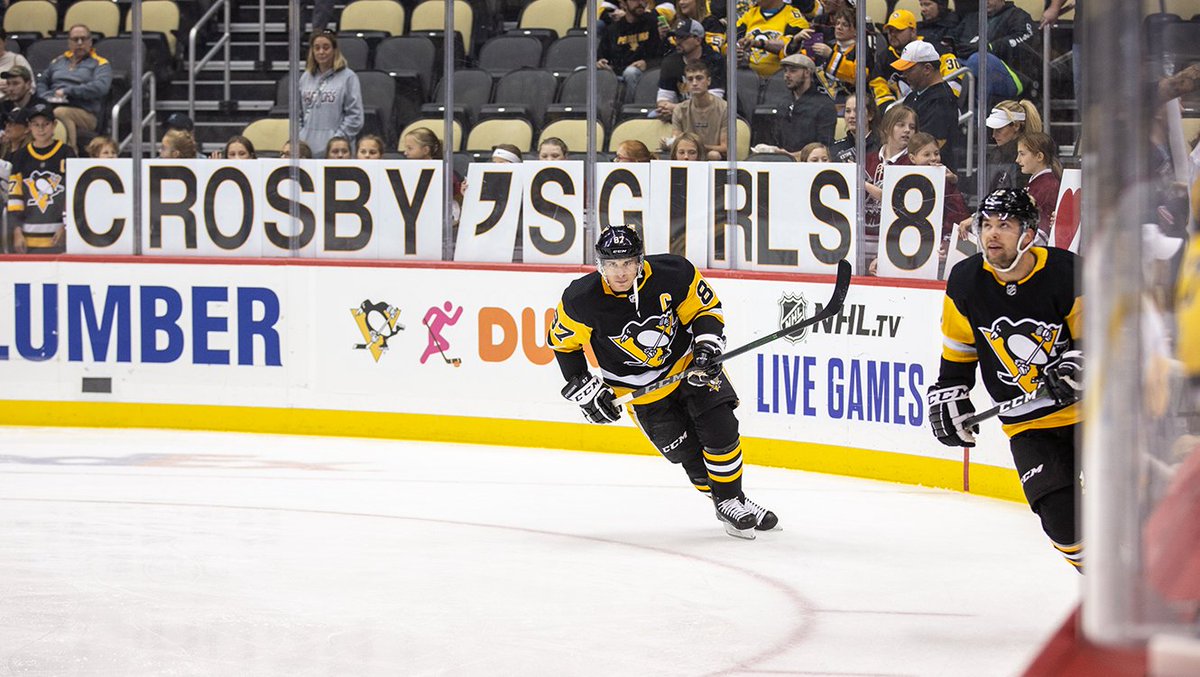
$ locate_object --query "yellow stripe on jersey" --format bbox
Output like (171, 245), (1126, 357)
(1064, 296), (1082, 341)
(737, 5), (810, 77)
(1001, 401), (1081, 436)
(611, 357), (690, 405)
(547, 300), (594, 354)
(940, 295), (977, 363)
(675, 268), (722, 326)
(1177, 236), (1200, 376)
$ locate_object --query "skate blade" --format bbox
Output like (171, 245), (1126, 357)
(723, 523), (756, 540)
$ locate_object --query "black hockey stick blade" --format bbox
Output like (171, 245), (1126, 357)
(960, 386), (1076, 428)
(614, 259), (852, 406)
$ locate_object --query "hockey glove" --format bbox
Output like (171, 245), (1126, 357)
(687, 336), (725, 386)
(927, 384), (979, 448)
(562, 372), (623, 424)
(1043, 350), (1083, 406)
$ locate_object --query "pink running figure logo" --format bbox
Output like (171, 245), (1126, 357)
(422, 302), (463, 366)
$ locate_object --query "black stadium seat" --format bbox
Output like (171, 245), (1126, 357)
(356, 70), (399, 146)
(546, 68), (620, 128)
(476, 34), (544, 77)
(375, 36), (438, 98)
(543, 34), (588, 79)
(338, 36), (370, 72)
(481, 68), (558, 128)
(421, 67), (493, 126)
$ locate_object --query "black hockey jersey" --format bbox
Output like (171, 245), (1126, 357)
(939, 246), (1082, 436)
(8, 139), (73, 235)
(549, 254), (725, 404)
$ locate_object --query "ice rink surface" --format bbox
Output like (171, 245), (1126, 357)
(0, 427), (1079, 677)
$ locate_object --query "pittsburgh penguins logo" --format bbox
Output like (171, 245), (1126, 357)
(351, 300), (405, 362)
(979, 317), (1067, 392)
(610, 311), (677, 368)
(24, 170), (64, 213)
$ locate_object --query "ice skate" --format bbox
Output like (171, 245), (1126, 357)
(714, 497), (757, 539)
(742, 495), (779, 531)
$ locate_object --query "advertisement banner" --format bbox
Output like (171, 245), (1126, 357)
(1049, 168), (1082, 253)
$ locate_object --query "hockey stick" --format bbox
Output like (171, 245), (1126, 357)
(424, 319), (462, 367)
(614, 259), (852, 406)
(961, 386), (1078, 428)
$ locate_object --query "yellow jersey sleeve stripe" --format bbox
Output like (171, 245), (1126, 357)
(548, 301), (593, 354)
(1065, 296), (1082, 341)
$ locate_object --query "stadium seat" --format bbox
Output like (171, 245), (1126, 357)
(735, 68), (762, 120)
(619, 66), (661, 120)
(481, 68), (557, 128)
(893, 0), (921, 16)
(4, 1), (58, 44)
(746, 152), (795, 162)
(608, 118), (672, 154)
(399, 119), (463, 153)
(339, 0), (405, 43)
(93, 37), (143, 91)
(862, 0), (888, 25)
(123, 0), (179, 55)
(539, 119), (605, 156)
(735, 117), (751, 160)
(421, 68), (493, 125)
(518, 0), (577, 41)
(411, 0), (474, 55)
(64, 0), (121, 40)
(476, 34), (544, 77)
(835, 116), (846, 140)
(242, 118), (289, 154)
(22, 38), (65, 77)
(547, 68), (620, 127)
(543, 35), (588, 78)
(6, 37), (18, 54)
(357, 70), (400, 146)
(761, 70), (790, 107)
(375, 35), (438, 97)
(338, 35), (370, 71)
(466, 117), (534, 152)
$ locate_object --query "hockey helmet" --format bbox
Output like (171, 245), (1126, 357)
(977, 188), (1039, 232)
(595, 225), (644, 262)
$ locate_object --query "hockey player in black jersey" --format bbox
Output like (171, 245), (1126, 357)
(928, 188), (1084, 571)
(548, 225), (777, 539)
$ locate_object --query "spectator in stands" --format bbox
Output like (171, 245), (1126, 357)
(357, 134), (384, 160)
(761, 54), (837, 155)
(491, 144), (523, 164)
(799, 142), (830, 161)
(213, 135), (256, 160)
(671, 59), (728, 160)
(38, 25), (112, 152)
(808, 7), (869, 99)
(299, 31), (363, 158)
(675, 0), (726, 49)
(669, 132), (706, 161)
(951, 0), (1037, 101)
(985, 99), (1042, 191)
(1015, 131), (1062, 241)
(85, 135), (118, 158)
(0, 107), (30, 162)
(736, 0), (812, 78)
(831, 93), (877, 164)
(9, 103), (74, 254)
(3, 67), (42, 113)
(538, 137), (569, 161)
(908, 131), (969, 257)
(917, 0), (959, 51)
(598, 0), (667, 104)
(164, 112), (194, 134)
(325, 136), (351, 159)
(160, 129), (197, 159)
(402, 128), (441, 160)
(875, 10), (961, 109)
(280, 140), (313, 159)
(864, 104), (918, 255)
(656, 19), (726, 121)
(615, 139), (654, 162)
(893, 40), (964, 168)
(0, 31), (33, 103)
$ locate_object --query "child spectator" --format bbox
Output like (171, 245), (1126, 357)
(538, 137), (569, 161)
(831, 93), (878, 164)
(85, 135), (118, 158)
(491, 144), (523, 163)
(907, 131), (969, 258)
(798, 142), (830, 162)
(615, 139), (654, 162)
(160, 129), (197, 159)
(864, 104), (918, 268)
(299, 31), (364, 158)
(0, 107), (31, 162)
(671, 59), (728, 159)
(280, 140), (313, 158)
(356, 134), (384, 159)
(221, 135), (257, 160)
(401, 127), (440, 160)
(1015, 131), (1062, 242)
(9, 103), (74, 253)
(669, 132), (706, 161)
(325, 136), (352, 159)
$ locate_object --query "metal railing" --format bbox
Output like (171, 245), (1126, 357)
(946, 66), (977, 178)
(112, 72), (157, 154)
(187, 0), (232, 119)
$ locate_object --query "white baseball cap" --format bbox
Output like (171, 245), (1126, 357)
(891, 40), (940, 71)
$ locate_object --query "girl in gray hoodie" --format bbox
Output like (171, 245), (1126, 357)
(299, 32), (364, 158)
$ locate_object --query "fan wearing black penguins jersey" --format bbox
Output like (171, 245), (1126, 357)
(548, 225), (777, 539)
(928, 188), (1084, 571)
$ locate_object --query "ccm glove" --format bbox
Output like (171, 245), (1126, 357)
(562, 372), (622, 424)
(687, 336), (725, 386)
(927, 384), (979, 448)
(1043, 349), (1083, 406)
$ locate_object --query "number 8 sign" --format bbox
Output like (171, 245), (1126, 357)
(876, 165), (946, 280)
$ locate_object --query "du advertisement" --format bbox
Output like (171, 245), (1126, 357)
(0, 260), (1014, 471)
(66, 159), (959, 279)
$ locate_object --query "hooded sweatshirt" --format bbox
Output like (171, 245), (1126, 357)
(298, 66), (364, 158)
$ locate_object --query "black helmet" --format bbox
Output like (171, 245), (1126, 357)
(595, 225), (644, 261)
(978, 188), (1039, 231)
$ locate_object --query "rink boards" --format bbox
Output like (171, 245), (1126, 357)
(0, 258), (1024, 501)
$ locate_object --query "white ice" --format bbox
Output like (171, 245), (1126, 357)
(0, 427), (1079, 676)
